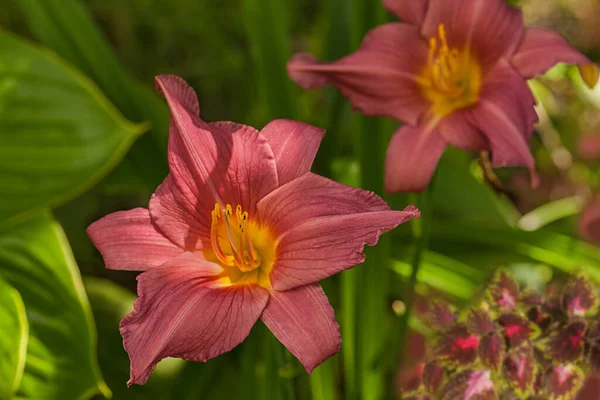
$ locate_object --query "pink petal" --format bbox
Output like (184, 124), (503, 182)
(151, 76), (279, 248)
(382, 0), (429, 25)
(512, 28), (599, 88)
(421, 0), (524, 69)
(87, 208), (182, 271)
(261, 284), (340, 373)
(148, 175), (212, 251)
(270, 208), (419, 290)
(438, 111), (488, 151)
(287, 23), (430, 125)
(465, 61), (540, 186)
(260, 119), (325, 185)
(256, 172), (390, 236)
(121, 253), (269, 385)
(385, 124), (447, 193)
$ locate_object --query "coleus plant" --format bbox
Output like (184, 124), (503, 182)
(401, 271), (600, 399)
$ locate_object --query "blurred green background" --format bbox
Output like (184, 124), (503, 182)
(0, 0), (599, 399)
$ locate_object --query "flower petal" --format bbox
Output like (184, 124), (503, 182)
(256, 172), (390, 236)
(87, 208), (182, 271)
(261, 284), (340, 373)
(384, 124), (447, 193)
(121, 253), (269, 385)
(287, 23), (430, 125)
(151, 76), (279, 248)
(422, 0), (524, 69)
(270, 208), (419, 290)
(437, 111), (487, 151)
(260, 119), (325, 185)
(382, 0), (429, 25)
(465, 61), (540, 186)
(512, 28), (599, 88)
(149, 174), (212, 251)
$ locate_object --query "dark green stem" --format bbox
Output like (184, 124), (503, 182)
(398, 180), (435, 366)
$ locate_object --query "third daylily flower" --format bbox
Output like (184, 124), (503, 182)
(288, 0), (599, 193)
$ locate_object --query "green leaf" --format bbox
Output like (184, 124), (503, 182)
(19, 0), (170, 190)
(0, 278), (28, 399)
(0, 29), (146, 226)
(0, 211), (109, 399)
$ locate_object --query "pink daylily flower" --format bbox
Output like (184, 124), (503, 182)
(87, 75), (418, 385)
(288, 0), (600, 193)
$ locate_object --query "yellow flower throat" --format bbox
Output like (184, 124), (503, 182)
(420, 24), (483, 120)
(207, 203), (275, 288)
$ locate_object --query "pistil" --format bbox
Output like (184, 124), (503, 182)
(210, 203), (262, 272)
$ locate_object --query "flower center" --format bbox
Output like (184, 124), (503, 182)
(208, 203), (275, 288)
(420, 24), (483, 120)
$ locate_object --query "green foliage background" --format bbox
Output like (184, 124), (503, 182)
(0, 0), (599, 399)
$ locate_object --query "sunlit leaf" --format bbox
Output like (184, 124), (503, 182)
(0, 29), (146, 226)
(0, 211), (109, 399)
(498, 313), (540, 348)
(0, 278), (28, 399)
(422, 361), (444, 395)
(503, 349), (536, 397)
(543, 321), (586, 363)
(440, 369), (496, 400)
(467, 309), (496, 336)
(478, 333), (505, 372)
(429, 301), (457, 330)
(561, 276), (597, 318)
(434, 324), (480, 368)
(520, 289), (543, 307)
(487, 271), (519, 311)
(545, 364), (584, 400)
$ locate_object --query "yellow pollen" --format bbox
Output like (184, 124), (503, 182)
(208, 202), (276, 288)
(420, 23), (483, 120)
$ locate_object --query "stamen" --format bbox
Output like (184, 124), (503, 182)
(428, 38), (437, 68)
(210, 203), (262, 273)
(210, 204), (235, 266)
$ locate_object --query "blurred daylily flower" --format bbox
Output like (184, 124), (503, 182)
(288, 0), (599, 192)
(87, 75), (418, 385)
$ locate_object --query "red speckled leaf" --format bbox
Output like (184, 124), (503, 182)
(400, 363), (424, 393)
(434, 324), (480, 368)
(503, 349), (536, 397)
(467, 309), (497, 336)
(439, 370), (497, 400)
(544, 321), (586, 363)
(526, 306), (551, 331)
(561, 276), (597, 318)
(429, 301), (456, 330)
(422, 361), (444, 395)
(498, 313), (540, 348)
(520, 289), (544, 307)
(487, 271), (519, 311)
(545, 364), (584, 400)
(478, 333), (505, 372)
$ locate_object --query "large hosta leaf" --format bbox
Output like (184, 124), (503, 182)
(0, 29), (146, 225)
(0, 278), (28, 399)
(0, 211), (109, 399)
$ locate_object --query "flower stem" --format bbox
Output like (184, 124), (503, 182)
(398, 179), (435, 364)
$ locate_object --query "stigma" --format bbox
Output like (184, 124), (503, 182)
(211, 203), (261, 272)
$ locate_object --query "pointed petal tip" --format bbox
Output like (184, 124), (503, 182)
(580, 64), (600, 89)
(287, 53), (329, 90)
(403, 205), (421, 218)
(154, 74), (200, 115)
